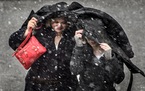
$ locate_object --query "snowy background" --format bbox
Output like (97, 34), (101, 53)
(0, 0), (145, 91)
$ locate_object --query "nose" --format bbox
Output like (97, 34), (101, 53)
(57, 23), (62, 27)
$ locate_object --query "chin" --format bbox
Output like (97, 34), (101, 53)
(89, 43), (95, 46)
(91, 45), (96, 47)
(55, 30), (63, 33)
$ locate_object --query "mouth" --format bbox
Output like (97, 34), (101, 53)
(55, 26), (64, 29)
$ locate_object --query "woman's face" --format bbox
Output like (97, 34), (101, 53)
(51, 17), (68, 33)
(86, 38), (99, 48)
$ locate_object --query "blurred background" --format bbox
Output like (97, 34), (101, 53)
(0, 0), (145, 91)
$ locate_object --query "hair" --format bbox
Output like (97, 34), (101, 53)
(45, 16), (68, 28)
(44, 11), (70, 27)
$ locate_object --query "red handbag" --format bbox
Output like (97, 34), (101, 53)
(13, 28), (47, 70)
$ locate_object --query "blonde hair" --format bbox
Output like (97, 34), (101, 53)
(45, 17), (69, 28)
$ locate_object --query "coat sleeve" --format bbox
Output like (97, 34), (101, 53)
(103, 52), (125, 84)
(9, 26), (27, 50)
(70, 46), (85, 75)
(9, 10), (35, 50)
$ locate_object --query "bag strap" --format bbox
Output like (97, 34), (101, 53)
(127, 71), (133, 91)
(12, 27), (33, 56)
(19, 28), (33, 48)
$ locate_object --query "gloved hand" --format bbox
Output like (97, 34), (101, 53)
(74, 29), (86, 47)
(100, 43), (112, 60)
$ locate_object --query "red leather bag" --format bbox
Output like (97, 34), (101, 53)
(13, 28), (47, 70)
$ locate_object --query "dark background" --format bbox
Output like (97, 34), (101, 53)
(0, 0), (145, 91)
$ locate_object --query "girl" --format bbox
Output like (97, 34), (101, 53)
(70, 29), (125, 91)
(9, 12), (77, 91)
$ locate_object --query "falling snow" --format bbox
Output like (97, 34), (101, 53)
(0, 0), (145, 91)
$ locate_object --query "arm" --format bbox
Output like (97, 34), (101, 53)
(9, 26), (27, 50)
(99, 43), (125, 84)
(104, 52), (125, 84)
(70, 46), (85, 75)
(9, 10), (36, 50)
(70, 29), (86, 75)
(9, 17), (38, 50)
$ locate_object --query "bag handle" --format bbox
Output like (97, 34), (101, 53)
(12, 27), (33, 56)
(19, 27), (33, 48)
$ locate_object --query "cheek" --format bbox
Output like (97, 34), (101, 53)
(51, 24), (55, 28)
(62, 25), (67, 29)
(88, 41), (96, 46)
(63, 23), (69, 28)
(52, 24), (59, 30)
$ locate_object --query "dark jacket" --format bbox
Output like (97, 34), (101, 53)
(9, 25), (78, 91)
(70, 45), (125, 91)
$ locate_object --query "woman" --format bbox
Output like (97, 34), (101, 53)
(9, 12), (78, 91)
(70, 29), (125, 91)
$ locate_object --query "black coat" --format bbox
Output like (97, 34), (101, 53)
(9, 26), (78, 91)
(9, 2), (80, 91)
(70, 46), (125, 91)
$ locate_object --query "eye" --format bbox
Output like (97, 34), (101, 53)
(62, 21), (67, 24)
(54, 21), (59, 24)
(51, 20), (58, 24)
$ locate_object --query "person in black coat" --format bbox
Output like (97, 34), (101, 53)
(70, 29), (125, 91)
(9, 8), (78, 91)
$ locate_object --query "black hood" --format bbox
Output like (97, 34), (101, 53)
(74, 7), (134, 58)
(36, 2), (83, 16)
(20, 2), (83, 28)
(35, 2), (68, 16)
(81, 18), (106, 44)
(34, 2), (84, 24)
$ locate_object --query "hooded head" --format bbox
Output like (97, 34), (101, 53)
(82, 18), (106, 44)
(35, 2), (81, 30)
